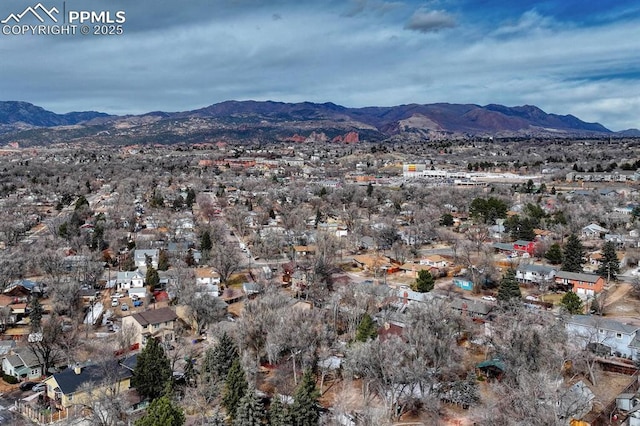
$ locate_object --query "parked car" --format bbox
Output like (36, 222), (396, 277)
(111, 298), (119, 307)
(113, 292), (125, 298)
(481, 295), (497, 302)
(120, 303), (129, 311)
(133, 300), (143, 307)
(19, 381), (36, 391)
(32, 383), (46, 392)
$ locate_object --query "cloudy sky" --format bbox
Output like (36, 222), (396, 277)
(1, 0), (639, 130)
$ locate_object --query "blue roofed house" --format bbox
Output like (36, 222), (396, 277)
(453, 276), (474, 291)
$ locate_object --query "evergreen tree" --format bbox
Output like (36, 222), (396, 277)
(596, 241), (620, 281)
(157, 249), (169, 271)
(185, 188), (196, 208)
(201, 230), (212, 252)
(135, 395), (185, 426)
(440, 213), (454, 227)
(269, 395), (292, 426)
(29, 297), (44, 332)
(222, 359), (248, 420)
(497, 269), (521, 302)
(544, 243), (563, 265)
(233, 387), (266, 426)
(412, 269), (435, 293)
(562, 234), (585, 273)
(560, 291), (584, 314)
(132, 338), (172, 400)
(355, 313), (378, 342)
(290, 369), (320, 426)
(212, 332), (238, 380)
(146, 265), (160, 289)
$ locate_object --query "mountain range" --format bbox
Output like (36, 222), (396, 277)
(0, 100), (633, 146)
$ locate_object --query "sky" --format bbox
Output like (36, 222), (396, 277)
(1, 0), (639, 131)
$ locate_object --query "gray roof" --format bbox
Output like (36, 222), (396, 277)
(568, 315), (640, 335)
(450, 298), (493, 315)
(517, 264), (556, 274)
(555, 271), (601, 283)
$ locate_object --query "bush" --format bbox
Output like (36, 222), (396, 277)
(3, 374), (18, 384)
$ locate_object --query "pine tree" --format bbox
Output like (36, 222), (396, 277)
(269, 395), (292, 426)
(412, 269), (435, 293)
(355, 313), (378, 342)
(233, 387), (266, 426)
(222, 359), (248, 420)
(596, 241), (620, 281)
(206, 411), (226, 426)
(145, 265), (160, 289)
(201, 230), (212, 252)
(562, 234), (585, 273)
(212, 332), (238, 380)
(29, 297), (44, 332)
(157, 249), (169, 271)
(135, 395), (185, 426)
(497, 269), (521, 302)
(544, 243), (563, 265)
(132, 338), (172, 400)
(560, 291), (584, 314)
(290, 369), (320, 426)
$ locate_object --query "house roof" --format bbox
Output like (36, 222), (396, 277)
(450, 298), (493, 315)
(568, 315), (640, 335)
(514, 240), (534, 246)
(517, 264), (557, 274)
(556, 271), (602, 283)
(195, 268), (220, 279)
(130, 307), (177, 327)
(49, 355), (137, 395)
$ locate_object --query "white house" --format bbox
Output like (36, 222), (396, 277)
(581, 223), (609, 239)
(566, 315), (640, 359)
(419, 255), (450, 268)
(115, 271), (145, 291)
(515, 264), (557, 285)
(195, 268), (221, 297)
(134, 249), (159, 269)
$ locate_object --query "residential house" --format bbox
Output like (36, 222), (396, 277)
(420, 255), (450, 268)
(2, 347), (43, 380)
(554, 271), (605, 296)
(44, 355), (137, 410)
(566, 315), (640, 359)
(582, 223), (609, 239)
(513, 240), (536, 257)
(195, 268), (221, 297)
(453, 276), (474, 291)
(398, 263), (437, 279)
(515, 264), (557, 285)
(293, 245), (316, 259)
(121, 307), (177, 347)
(450, 298), (493, 320)
(115, 271), (145, 292)
(133, 249), (159, 269)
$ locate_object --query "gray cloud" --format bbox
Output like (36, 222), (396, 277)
(404, 8), (456, 32)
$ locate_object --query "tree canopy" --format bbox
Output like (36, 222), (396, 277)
(560, 291), (584, 314)
(290, 369), (321, 426)
(562, 234), (585, 273)
(132, 338), (172, 400)
(412, 269), (435, 293)
(497, 269), (521, 302)
(135, 395), (185, 426)
(596, 241), (620, 281)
